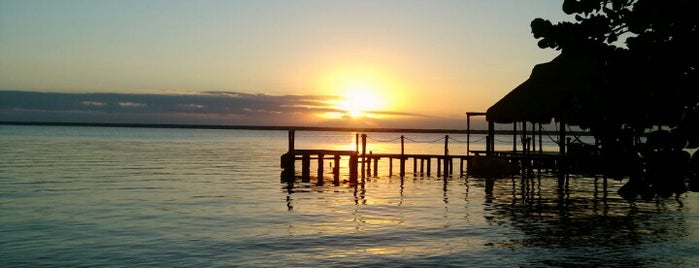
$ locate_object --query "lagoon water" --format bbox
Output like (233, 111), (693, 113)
(2, 125), (699, 267)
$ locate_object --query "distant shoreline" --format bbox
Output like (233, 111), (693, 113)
(0, 121), (481, 134)
(0, 121), (594, 136)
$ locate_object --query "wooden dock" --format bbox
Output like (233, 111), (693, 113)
(280, 129), (567, 185)
(280, 130), (473, 184)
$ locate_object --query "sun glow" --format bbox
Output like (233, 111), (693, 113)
(337, 84), (385, 118)
(318, 66), (402, 119)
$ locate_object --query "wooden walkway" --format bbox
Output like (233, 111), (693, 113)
(281, 149), (476, 184)
(280, 130), (566, 184)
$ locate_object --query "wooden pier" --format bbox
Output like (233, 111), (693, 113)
(280, 130), (476, 184)
(279, 129), (568, 185)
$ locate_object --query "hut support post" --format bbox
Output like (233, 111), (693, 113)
(522, 121), (528, 154)
(467, 115), (471, 154)
(487, 121), (495, 156)
(513, 122), (517, 152)
(539, 123), (543, 153)
(558, 120), (567, 190)
(531, 122), (536, 153)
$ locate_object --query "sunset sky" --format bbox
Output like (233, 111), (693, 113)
(0, 0), (569, 129)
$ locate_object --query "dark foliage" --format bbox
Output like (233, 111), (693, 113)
(531, 0), (699, 199)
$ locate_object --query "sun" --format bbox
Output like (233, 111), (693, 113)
(337, 84), (385, 118)
(316, 66), (403, 120)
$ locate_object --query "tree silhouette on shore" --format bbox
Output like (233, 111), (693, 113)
(531, 0), (698, 200)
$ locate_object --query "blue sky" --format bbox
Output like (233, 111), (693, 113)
(0, 0), (569, 128)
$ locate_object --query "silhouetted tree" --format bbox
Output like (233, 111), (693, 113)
(532, 0), (697, 146)
(531, 0), (698, 199)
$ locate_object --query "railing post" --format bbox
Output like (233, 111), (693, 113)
(288, 129), (295, 152)
(361, 134), (367, 179)
(444, 135), (450, 177)
(400, 135), (405, 178)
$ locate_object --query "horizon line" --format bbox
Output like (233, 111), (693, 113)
(0, 121), (597, 136)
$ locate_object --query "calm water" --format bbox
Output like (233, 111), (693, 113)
(1, 125), (699, 267)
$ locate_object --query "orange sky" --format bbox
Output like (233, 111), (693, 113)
(0, 1), (569, 129)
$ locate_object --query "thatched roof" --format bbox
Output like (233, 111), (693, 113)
(486, 54), (602, 124)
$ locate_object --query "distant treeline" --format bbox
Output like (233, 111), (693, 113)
(0, 121), (597, 136)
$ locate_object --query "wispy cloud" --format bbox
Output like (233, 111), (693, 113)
(0, 90), (470, 128)
(0, 90), (332, 115)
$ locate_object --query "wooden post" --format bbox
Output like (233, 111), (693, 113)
(539, 123), (543, 153)
(467, 115), (471, 155)
(288, 129), (295, 152)
(459, 157), (464, 176)
(349, 154), (358, 184)
(333, 155), (340, 184)
(444, 135), (450, 177)
(389, 157), (393, 176)
(485, 136), (491, 154)
(301, 153), (310, 182)
(427, 158), (431, 176)
(373, 157), (378, 177)
(558, 120), (567, 191)
(361, 134), (367, 179)
(466, 112), (487, 155)
(366, 152), (372, 177)
(487, 121), (495, 156)
(531, 122), (536, 153)
(420, 158), (424, 176)
(280, 152), (295, 183)
(413, 157), (417, 175)
(317, 153), (324, 183)
(437, 157), (442, 177)
(559, 120), (566, 156)
(513, 121), (517, 152)
(522, 121), (527, 154)
(400, 135), (405, 177)
(355, 133), (359, 153)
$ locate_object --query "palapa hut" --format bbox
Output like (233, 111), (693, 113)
(484, 53), (603, 156)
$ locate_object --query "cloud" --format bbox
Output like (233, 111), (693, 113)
(118, 102), (147, 108)
(0, 90), (475, 129)
(0, 90), (331, 114)
(0, 90), (361, 126)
